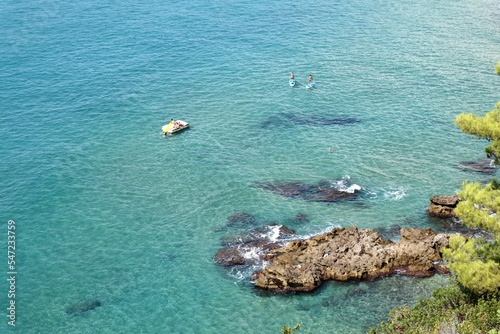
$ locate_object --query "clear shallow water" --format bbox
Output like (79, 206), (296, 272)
(0, 0), (499, 333)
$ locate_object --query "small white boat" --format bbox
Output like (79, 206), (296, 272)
(162, 120), (189, 135)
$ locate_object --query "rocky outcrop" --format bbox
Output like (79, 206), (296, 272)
(427, 195), (459, 218)
(252, 227), (452, 293)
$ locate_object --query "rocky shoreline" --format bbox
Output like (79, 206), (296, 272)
(213, 193), (473, 293)
(252, 227), (452, 293)
(215, 224), (455, 293)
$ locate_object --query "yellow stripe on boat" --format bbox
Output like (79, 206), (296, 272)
(162, 122), (174, 133)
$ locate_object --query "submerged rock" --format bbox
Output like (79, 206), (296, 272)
(220, 224), (296, 246)
(291, 213), (310, 224)
(427, 195), (459, 218)
(215, 224), (296, 267)
(458, 159), (496, 174)
(226, 212), (256, 227)
(252, 227), (453, 293)
(291, 116), (361, 126)
(262, 113), (361, 128)
(65, 300), (102, 316)
(214, 240), (283, 267)
(253, 179), (361, 202)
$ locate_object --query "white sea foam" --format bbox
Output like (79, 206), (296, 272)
(254, 225), (283, 242)
(229, 265), (260, 282)
(364, 188), (378, 199)
(266, 224), (282, 242)
(383, 187), (408, 201)
(346, 184), (362, 193)
(241, 246), (262, 260)
(331, 175), (361, 193)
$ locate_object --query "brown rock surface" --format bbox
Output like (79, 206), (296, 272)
(253, 227), (452, 293)
(427, 195), (459, 218)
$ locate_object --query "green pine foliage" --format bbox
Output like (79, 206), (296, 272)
(496, 60), (500, 75)
(446, 102), (500, 295)
(454, 102), (500, 163)
(453, 181), (500, 236)
(442, 235), (500, 295)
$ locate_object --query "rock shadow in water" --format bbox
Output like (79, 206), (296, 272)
(261, 113), (361, 129)
(65, 300), (102, 316)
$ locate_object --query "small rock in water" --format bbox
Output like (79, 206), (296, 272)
(427, 195), (459, 218)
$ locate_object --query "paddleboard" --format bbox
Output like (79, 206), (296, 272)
(306, 81), (316, 89)
(289, 79), (296, 87)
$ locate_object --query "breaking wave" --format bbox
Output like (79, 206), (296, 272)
(332, 175), (362, 193)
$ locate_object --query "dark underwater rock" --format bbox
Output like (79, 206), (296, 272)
(214, 240), (283, 267)
(253, 179), (361, 202)
(262, 113), (361, 128)
(292, 213), (310, 224)
(458, 159), (496, 174)
(291, 116), (360, 126)
(220, 224), (296, 246)
(226, 212), (256, 227)
(214, 245), (246, 266)
(215, 224), (296, 266)
(65, 300), (102, 316)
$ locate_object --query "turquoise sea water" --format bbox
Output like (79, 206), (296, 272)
(1, 0), (499, 333)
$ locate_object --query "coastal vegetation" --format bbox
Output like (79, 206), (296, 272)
(368, 284), (499, 333)
(370, 63), (500, 333)
(446, 100), (500, 296)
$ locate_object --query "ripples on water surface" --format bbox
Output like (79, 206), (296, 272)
(0, 0), (499, 333)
